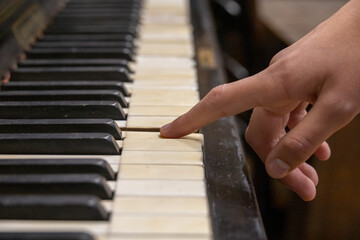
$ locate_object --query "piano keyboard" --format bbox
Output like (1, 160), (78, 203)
(0, 0), (212, 239)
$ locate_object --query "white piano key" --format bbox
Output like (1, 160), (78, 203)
(0, 221), (108, 235)
(116, 179), (206, 197)
(108, 237), (211, 240)
(125, 116), (177, 130)
(120, 151), (203, 165)
(117, 165), (204, 180)
(127, 105), (192, 117)
(110, 215), (211, 235)
(112, 196), (209, 216)
(122, 132), (203, 152)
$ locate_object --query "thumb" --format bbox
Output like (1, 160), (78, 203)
(265, 96), (357, 178)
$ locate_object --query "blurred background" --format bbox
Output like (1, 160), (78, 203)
(208, 0), (360, 239)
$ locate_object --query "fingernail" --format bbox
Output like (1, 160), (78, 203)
(160, 123), (171, 133)
(267, 158), (290, 178)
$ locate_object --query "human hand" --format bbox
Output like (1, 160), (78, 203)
(160, 0), (360, 201)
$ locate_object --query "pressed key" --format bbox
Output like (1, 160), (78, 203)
(0, 118), (122, 140)
(0, 101), (126, 119)
(0, 158), (116, 180)
(1, 81), (130, 96)
(0, 133), (120, 155)
(27, 48), (134, 61)
(40, 34), (134, 42)
(0, 174), (113, 199)
(0, 195), (109, 220)
(0, 90), (128, 107)
(0, 232), (95, 240)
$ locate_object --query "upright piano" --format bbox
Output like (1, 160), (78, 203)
(0, 0), (266, 239)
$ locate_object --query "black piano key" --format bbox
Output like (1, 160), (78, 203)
(33, 41), (134, 49)
(0, 232), (95, 240)
(45, 25), (137, 35)
(11, 66), (132, 82)
(18, 59), (132, 72)
(0, 133), (120, 155)
(0, 118), (122, 140)
(0, 90), (128, 107)
(0, 174), (113, 199)
(26, 48), (134, 61)
(18, 59), (133, 74)
(1, 81), (130, 96)
(0, 195), (109, 220)
(0, 158), (115, 180)
(0, 101), (126, 119)
(56, 12), (139, 19)
(40, 34), (134, 42)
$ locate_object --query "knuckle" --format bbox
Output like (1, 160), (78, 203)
(323, 96), (358, 123)
(204, 84), (228, 117)
(269, 57), (296, 81)
(282, 136), (313, 159)
(207, 85), (226, 103)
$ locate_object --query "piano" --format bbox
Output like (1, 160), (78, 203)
(0, 0), (266, 239)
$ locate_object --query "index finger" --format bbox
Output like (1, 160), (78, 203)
(160, 70), (285, 138)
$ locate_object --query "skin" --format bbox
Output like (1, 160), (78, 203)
(160, 0), (360, 201)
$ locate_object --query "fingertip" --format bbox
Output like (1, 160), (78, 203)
(280, 169), (317, 201)
(302, 187), (316, 201)
(266, 158), (290, 179)
(315, 141), (331, 160)
(159, 123), (172, 138)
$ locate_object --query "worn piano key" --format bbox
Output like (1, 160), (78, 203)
(0, 195), (109, 220)
(45, 25), (137, 36)
(19, 58), (130, 67)
(130, 89), (199, 106)
(110, 215), (211, 235)
(26, 48), (133, 61)
(122, 132), (203, 152)
(120, 151), (203, 165)
(116, 180), (206, 197)
(0, 158), (116, 180)
(33, 41), (134, 50)
(0, 174), (113, 199)
(125, 116), (177, 130)
(0, 232), (95, 240)
(112, 197), (208, 215)
(0, 221), (108, 235)
(1, 81), (130, 96)
(0, 101), (126, 119)
(0, 155), (120, 168)
(0, 133), (120, 155)
(0, 119), (122, 140)
(11, 66), (132, 82)
(40, 34), (134, 42)
(0, 90), (128, 107)
(118, 165), (204, 180)
(128, 105), (192, 116)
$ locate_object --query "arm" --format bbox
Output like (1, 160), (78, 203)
(160, 0), (360, 201)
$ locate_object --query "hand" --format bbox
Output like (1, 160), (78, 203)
(160, 0), (360, 201)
